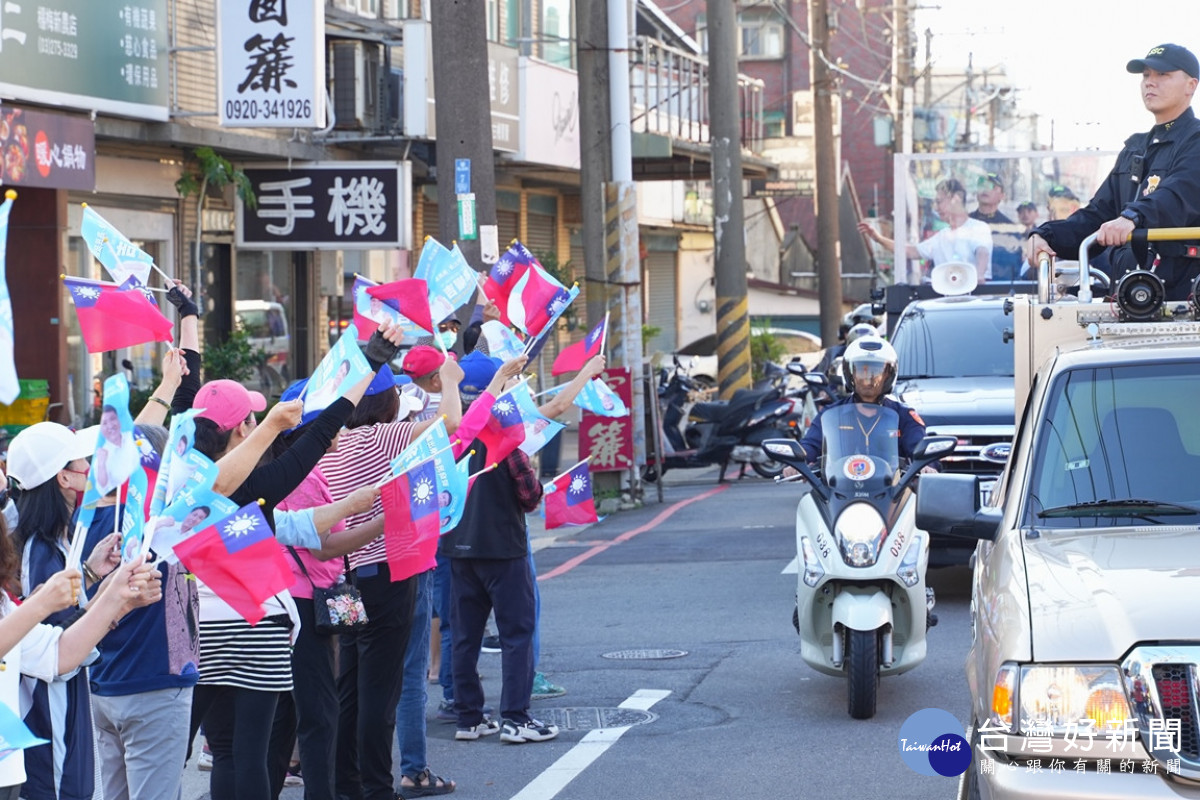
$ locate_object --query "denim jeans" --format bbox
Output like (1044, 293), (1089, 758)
(395, 569), (432, 777)
(433, 554), (453, 704)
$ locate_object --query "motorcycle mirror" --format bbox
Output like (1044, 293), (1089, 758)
(786, 361), (808, 376)
(912, 435), (957, 460)
(804, 372), (829, 387)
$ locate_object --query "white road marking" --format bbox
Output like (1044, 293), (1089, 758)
(509, 689), (672, 800)
(782, 556), (798, 574)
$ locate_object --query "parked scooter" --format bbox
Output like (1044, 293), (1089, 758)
(762, 410), (955, 719)
(645, 359), (801, 481)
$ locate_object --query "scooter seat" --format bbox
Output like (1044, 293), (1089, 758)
(689, 387), (778, 423)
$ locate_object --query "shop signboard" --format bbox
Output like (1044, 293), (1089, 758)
(0, 106), (94, 190)
(0, 1), (169, 121)
(578, 368), (634, 472)
(217, 0), (324, 128)
(237, 162), (413, 250)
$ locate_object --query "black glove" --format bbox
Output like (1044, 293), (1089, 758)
(361, 329), (402, 372)
(166, 286), (200, 318)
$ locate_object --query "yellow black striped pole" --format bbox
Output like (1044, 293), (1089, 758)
(716, 295), (752, 400)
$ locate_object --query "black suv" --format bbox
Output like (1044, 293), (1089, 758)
(888, 294), (1014, 566)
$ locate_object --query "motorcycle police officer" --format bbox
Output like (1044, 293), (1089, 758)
(793, 336), (928, 466)
(1026, 43), (1200, 299)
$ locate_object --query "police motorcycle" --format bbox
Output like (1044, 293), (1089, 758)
(762, 351), (955, 719)
(645, 358), (801, 482)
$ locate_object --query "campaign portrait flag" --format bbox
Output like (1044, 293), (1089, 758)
(544, 377), (628, 417)
(380, 458), (442, 581)
(544, 460), (599, 529)
(412, 236), (452, 281)
(478, 320), (526, 362)
(0, 191), (17, 405)
(439, 458), (470, 533)
(366, 279), (435, 334)
(303, 323), (373, 415)
(389, 419), (463, 535)
(474, 387), (527, 464)
(482, 241), (536, 326)
(0, 701), (49, 762)
(512, 382), (564, 458)
(552, 315), (607, 375)
(419, 240), (477, 325)
(63, 277), (174, 353)
(507, 263), (577, 339)
(79, 204), (155, 287)
(148, 408), (207, 517)
(173, 502), (294, 625)
(82, 374), (140, 503)
(117, 465), (149, 563)
(148, 488), (238, 564)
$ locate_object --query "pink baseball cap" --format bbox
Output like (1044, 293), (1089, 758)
(401, 345), (446, 379)
(193, 380), (267, 432)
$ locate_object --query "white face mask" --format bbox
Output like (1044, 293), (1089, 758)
(437, 330), (458, 349)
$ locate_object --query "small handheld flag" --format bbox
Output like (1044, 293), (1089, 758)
(552, 314), (607, 375)
(63, 277), (174, 353)
(544, 460), (599, 529)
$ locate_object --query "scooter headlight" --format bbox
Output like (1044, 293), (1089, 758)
(834, 503), (887, 568)
(896, 533), (923, 587)
(798, 536), (825, 587)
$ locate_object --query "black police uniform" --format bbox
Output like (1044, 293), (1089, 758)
(1029, 107), (1200, 300)
(798, 395), (926, 464)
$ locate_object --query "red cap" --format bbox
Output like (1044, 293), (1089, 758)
(194, 380), (267, 432)
(401, 345), (445, 378)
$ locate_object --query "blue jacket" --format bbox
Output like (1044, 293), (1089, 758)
(798, 395), (927, 464)
(82, 505), (200, 697)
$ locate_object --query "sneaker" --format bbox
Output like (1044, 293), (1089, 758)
(437, 700), (492, 723)
(531, 672), (566, 700)
(197, 744), (213, 771)
(454, 717), (500, 740)
(500, 717), (559, 743)
(283, 763), (304, 787)
(480, 635), (501, 654)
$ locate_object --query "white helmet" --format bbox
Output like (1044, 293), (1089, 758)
(844, 322), (879, 347)
(841, 336), (897, 398)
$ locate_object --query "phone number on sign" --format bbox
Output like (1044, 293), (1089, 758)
(224, 98), (313, 121)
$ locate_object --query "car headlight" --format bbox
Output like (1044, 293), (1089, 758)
(896, 534), (923, 587)
(799, 536), (824, 587)
(834, 503), (887, 567)
(1015, 665), (1133, 735)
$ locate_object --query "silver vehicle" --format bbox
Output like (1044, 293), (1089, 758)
(917, 231), (1200, 798)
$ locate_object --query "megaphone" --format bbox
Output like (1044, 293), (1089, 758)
(930, 261), (978, 296)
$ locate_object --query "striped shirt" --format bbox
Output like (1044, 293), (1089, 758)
(197, 617), (294, 691)
(319, 420), (415, 570)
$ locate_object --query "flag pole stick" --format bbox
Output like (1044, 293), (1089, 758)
(599, 311), (610, 359)
(60, 274), (168, 293)
(468, 463), (498, 481)
(545, 456), (593, 487)
(373, 442), (461, 489)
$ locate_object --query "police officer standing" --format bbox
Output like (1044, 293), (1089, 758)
(1025, 43), (1200, 299)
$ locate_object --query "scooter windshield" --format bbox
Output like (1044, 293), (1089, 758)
(820, 403), (901, 483)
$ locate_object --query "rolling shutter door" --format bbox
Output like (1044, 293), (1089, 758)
(644, 250), (677, 353)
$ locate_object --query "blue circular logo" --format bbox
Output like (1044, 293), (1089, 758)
(898, 708), (972, 777)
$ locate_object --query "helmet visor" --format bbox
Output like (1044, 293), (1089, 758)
(851, 362), (888, 396)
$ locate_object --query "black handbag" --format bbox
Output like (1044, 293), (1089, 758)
(286, 548), (368, 635)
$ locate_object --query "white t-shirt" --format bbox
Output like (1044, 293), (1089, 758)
(915, 217), (994, 279)
(0, 595), (63, 787)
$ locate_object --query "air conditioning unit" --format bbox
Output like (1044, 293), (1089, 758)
(330, 40), (384, 130)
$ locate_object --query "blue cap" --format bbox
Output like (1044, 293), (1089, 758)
(459, 350), (502, 399)
(365, 365), (399, 396)
(393, 373), (413, 387)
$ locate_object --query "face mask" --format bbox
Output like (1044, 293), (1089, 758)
(437, 330), (458, 349)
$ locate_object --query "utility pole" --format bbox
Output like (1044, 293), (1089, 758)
(430, 0), (496, 270)
(576, 0), (612, 328)
(707, 0), (751, 399)
(810, 0), (841, 346)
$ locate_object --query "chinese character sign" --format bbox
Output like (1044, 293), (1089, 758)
(218, 0), (323, 128)
(0, 107), (94, 190)
(579, 368), (633, 472)
(237, 162), (412, 249)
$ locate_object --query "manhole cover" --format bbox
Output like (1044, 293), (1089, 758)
(541, 707), (658, 731)
(601, 648), (688, 660)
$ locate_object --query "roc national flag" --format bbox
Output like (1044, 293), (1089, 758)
(173, 502), (294, 624)
(351, 276), (426, 343)
(544, 460), (599, 529)
(79, 204), (155, 287)
(552, 315), (607, 375)
(475, 388), (527, 464)
(507, 263), (576, 338)
(367, 278), (435, 334)
(482, 241), (536, 326)
(0, 191), (17, 404)
(380, 458), (441, 581)
(64, 277), (173, 352)
(389, 418), (463, 534)
(149, 487), (238, 565)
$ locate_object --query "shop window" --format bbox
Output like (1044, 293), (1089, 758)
(235, 250), (296, 396)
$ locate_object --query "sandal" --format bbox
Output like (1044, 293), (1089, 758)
(397, 768), (456, 798)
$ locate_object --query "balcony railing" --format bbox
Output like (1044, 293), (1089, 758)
(630, 36), (764, 154)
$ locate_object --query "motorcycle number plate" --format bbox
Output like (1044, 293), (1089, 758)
(843, 456), (875, 481)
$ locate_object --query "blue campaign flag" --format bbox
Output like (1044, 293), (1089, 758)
(479, 320), (526, 362)
(150, 408), (200, 516)
(303, 323), (374, 415)
(84, 375), (139, 505)
(512, 382), (565, 457)
(80, 204), (154, 287)
(0, 191), (17, 404)
(423, 242), (478, 324)
(0, 701), (49, 762)
(390, 419), (463, 535)
(119, 465), (149, 563)
(543, 377), (628, 417)
(439, 458), (470, 533)
(149, 487), (238, 564)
